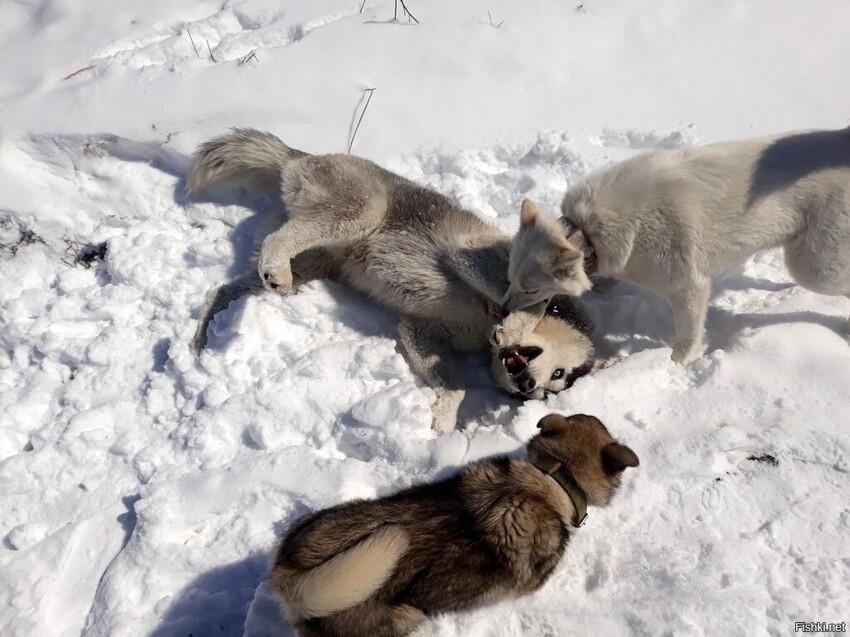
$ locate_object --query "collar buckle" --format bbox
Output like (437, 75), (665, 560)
(532, 457), (589, 529)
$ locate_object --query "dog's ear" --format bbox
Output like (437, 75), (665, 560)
(520, 199), (539, 228)
(537, 413), (570, 434)
(601, 442), (640, 475)
(553, 247), (583, 278)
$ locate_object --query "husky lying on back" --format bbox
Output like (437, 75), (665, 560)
(503, 128), (850, 363)
(270, 413), (639, 637)
(188, 129), (595, 432)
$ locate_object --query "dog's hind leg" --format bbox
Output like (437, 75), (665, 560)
(320, 603), (427, 637)
(398, 319), (465, 433)
(191, 250), (339, 354)
(191, 271), (263, 354)
(845, 295), (850, 339)
(389, 605), (428, 636)
(667, 278), (711, 364)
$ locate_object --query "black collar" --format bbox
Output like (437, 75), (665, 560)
(559, 217), (597, 275)
(531, 455), (588, 527)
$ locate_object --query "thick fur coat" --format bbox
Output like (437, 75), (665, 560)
(505, 128), (850, 362)
(270, 414), (639, 637)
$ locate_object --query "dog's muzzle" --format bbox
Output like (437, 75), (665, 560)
(501, 296), (536, 314)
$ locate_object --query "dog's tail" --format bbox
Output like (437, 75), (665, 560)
(272, 524), (409, 620)
(186, 128), (307, 194)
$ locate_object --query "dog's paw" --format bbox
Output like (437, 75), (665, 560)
(491, 321), (526, 349)
(490, 324), (508, 348)
(493, 302), (548, 350)
(671, 341), (706, 365)
(257, 252), (293, 295)
(431, 389), (463, 434)
(492, 314), (534, 349)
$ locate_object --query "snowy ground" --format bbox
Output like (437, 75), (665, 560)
(2, 1), (849, 636)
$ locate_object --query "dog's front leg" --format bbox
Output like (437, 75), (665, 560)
(258, 213), (351, 294)
(491, 301), (547, 348)
(667, 279), (711, 364)
(398, 320), (465, 434)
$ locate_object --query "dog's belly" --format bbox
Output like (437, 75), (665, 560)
(338, 237), (495, 336)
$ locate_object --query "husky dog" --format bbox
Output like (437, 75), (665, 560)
(269, 413), (638, 637)
(503, 128), (850, 363)
(188, 130), (595, 432)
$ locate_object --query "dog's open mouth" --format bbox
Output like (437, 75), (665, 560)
(498, 346), (543, 396)
(499, 346), (542, 377)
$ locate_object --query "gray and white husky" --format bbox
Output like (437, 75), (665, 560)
(188, 129), (595, 432)
(504, 128), (850, 363)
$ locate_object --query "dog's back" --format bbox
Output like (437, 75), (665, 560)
(563, 127), (850, 276)
(189, 129), (508, 327)
(570, 127), (850, 223)
(270, 461), (571, 635)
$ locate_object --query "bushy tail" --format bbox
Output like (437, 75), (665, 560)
(186, 128), (307, 194)
(273, 524), (409, 620)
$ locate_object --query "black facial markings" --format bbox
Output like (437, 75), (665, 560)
(544, 295), (594, 336)
(563, 360), (593, 389)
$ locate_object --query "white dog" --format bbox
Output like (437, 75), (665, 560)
(503, 128), (850, 363)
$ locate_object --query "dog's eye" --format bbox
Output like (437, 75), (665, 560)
(551, 368), (564, 380)
(525, 288), (540, 295)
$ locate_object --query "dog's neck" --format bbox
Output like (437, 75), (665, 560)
(531, 455), (588, 527)
(559, 217), (597, 275)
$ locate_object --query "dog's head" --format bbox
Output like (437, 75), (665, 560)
(527, 413), (639, 507)
(502, 200), (592, 313)
(491, 297), (595, 400)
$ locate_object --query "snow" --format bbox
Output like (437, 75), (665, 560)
(1, 1), (849, 636)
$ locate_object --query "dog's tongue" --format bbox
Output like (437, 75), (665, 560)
(504, 353), (529, 369)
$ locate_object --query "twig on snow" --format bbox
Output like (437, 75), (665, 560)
(206, 40), (217, 63)
(348, 88), (377, 154)
(62, 66), (96, 81)
(187, 29), (200, 57)
(151, 124), (176, 145)
(394, 0), (419, 23)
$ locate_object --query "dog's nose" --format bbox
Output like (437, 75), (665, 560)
(500, 296), (520, 316)
(502, 295), (540, 312)
(519, 376), (536, 394)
